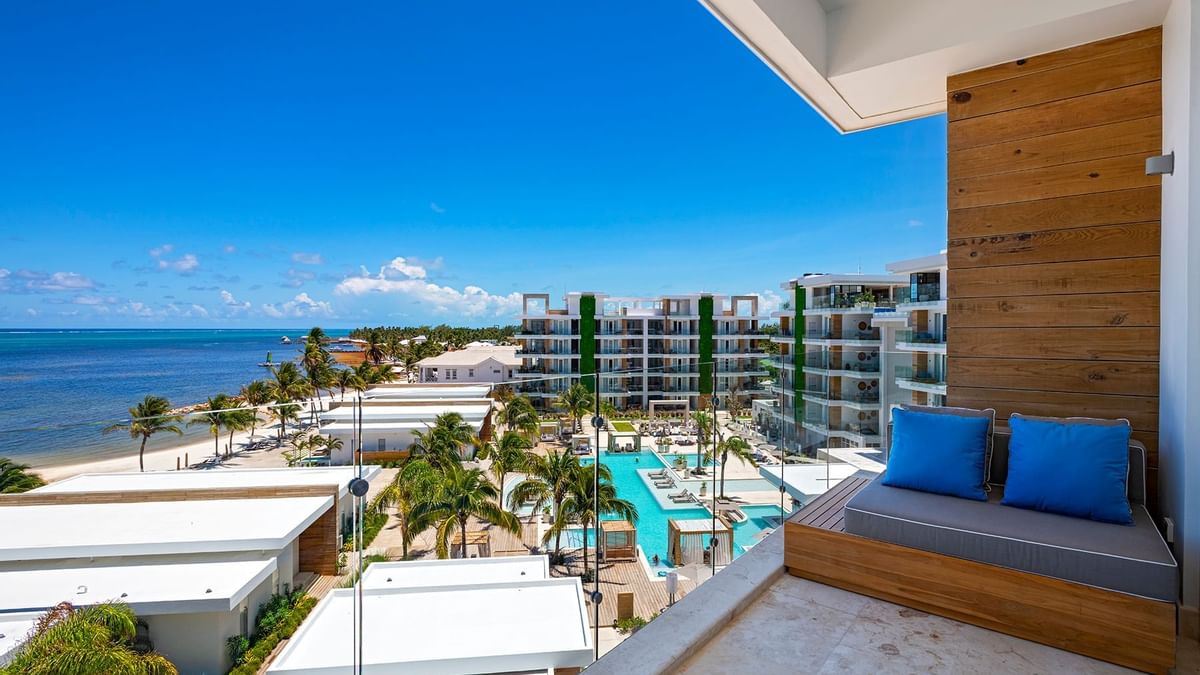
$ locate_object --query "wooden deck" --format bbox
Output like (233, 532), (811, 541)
(788, 474), (871, 532)
(552, 558), (697, 627)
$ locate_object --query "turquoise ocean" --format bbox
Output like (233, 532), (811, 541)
(0, 329), (347, 468)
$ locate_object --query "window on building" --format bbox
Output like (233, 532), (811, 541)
(240, 605), (249, 637)
(468, 368), (475, 378)
(377, 438), (386, 451)
(447, 369), (457, 380)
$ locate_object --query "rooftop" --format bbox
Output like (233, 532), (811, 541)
(269, 556), (591, 675)
(33, 466), (380, 499)
(417, 345), (522, 367)
(360, 384), (494, 400)
(0, 559), (276, 615)
(360, 556), (548, 590)
(0, 495), (332, 561)
(322, 401), (492, 422)
(784, 273), (906, 289)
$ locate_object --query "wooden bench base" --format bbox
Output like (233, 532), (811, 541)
(785, 476), (1176, 674)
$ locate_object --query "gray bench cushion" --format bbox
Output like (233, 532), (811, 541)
(844, 477), (1177, 602)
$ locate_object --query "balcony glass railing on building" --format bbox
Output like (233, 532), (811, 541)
(895, 282), (942, 305)
(809, 294), (897, 311)
(896, 329), (946, 345)
(895, 365), (947, 387)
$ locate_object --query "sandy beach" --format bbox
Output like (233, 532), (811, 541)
(33, 396), (336, 484)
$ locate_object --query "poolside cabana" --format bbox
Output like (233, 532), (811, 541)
(538, 420), (563, 442)
(667, 518), (731, 568)
(606, 430), (641, 453)
(570, 434), (592, 455)
(598, 520), (637, 561)
(450, 529), (491, 558)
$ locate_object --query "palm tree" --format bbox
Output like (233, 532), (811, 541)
(239, 380), (271, 440)
(269, 404), (302, 447)
(550, 469), (638, 572)
(409, 465), (521, 559)
(479, 431), (532, 508)
(555, 382), (594, 433)
(0, 457), (45, 493)
(498, 395), (539, 437)
(222, 406), (256, 456)
(692, 410), (714, 476)
(508, 451), (612, 562)
(268, 362), (312, 441)
(726, 384), (746, 422)
(490, 384), (515, 404)
(306, 326), (327, 345)
(377, 459), (442, 558)
(102, 395), (183, 472)
(363, 329), (386, 365)
(717, 436), (757, 498)
(334, 368), (360, 401)
(372, 363), (395, 384)
(3, 601), (177, 674)
(188, 394), (234, 458)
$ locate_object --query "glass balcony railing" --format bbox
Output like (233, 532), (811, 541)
(895, 365), (947, 387)
(895, 283), (942, 305)
(897, 329), (946, 345)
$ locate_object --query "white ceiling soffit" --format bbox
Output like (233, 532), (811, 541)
(699, 0), (1169, 133)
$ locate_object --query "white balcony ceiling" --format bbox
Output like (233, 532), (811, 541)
(699, 0), (1169, 132)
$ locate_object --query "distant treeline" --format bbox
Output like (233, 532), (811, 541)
(347, 324), (520, 348)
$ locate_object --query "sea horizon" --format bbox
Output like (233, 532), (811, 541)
(0, 327), (352, 468)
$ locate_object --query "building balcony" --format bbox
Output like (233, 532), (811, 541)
(896, 329), (947, 353)
(895, 283), (944, 308)
(895, 367), (948, 395)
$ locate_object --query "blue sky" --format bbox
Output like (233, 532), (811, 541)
(0, 2), (947, 328)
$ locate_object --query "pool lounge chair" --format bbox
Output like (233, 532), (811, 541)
(654, 479), (675, 489)
(647, 469), (668, 478)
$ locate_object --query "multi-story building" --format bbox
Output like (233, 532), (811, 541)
(769, 274), (906, 452)
(874, 252), (949, 439)
(515, 292), (772, 412)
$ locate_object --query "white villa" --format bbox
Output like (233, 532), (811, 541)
(417, 344), (522, 385)
(516, 291), (773, 412)
(0, 467), (376, 673)
(268, 556), (592, 675)
(321, 394), (495, 460)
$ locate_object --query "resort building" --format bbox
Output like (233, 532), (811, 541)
(359, 383), (494, 401)
(268, 556), (592, 674)
(873, 253), (949, 439)
(320, 397), (494, 461)
(0, 467), (372, 673)
(590, 3), (1198, 674)
(516, 291), (772, 412)
(769, 274), (905, 453)
(416, 344), (522, 384)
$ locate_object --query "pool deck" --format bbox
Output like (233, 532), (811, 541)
(551, 556), (699, 627)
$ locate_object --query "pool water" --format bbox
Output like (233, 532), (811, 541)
(579, 451), (782, 567)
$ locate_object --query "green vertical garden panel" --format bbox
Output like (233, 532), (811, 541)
(579, 295), (596, 392)
(698, 296), (713, 395)
(793, 287), (805, 424)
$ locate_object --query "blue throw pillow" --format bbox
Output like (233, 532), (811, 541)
(1001, 414), (1132, 525)
(882, 407), (990, 500)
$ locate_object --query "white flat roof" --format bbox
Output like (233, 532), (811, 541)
(322, 402), (491, 422)
(0, 559), (276, 615)
(323, 420), (484, 434)
(786, 273), (905, 289)
(886, 252), (947, 275)
(0, 496), (333, 561)
(360, 556), (548, 591)
(759, 464), (861, 500)
(269, 579), (592, 675)
(0, 614), (38, 665)
(362, 385), (492, 400)
(34, 466), (380, 499)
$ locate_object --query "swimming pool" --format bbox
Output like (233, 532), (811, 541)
(579, 451), (782, 568)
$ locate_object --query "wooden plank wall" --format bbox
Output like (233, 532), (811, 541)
(945, 28), (1163, 499)
(298, 503), (339, 576)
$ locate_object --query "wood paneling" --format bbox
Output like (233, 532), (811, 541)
(947, 46), (1161, 121)
(948, 80), (1161, 151)
(950, 327), (1159, 361)
(946, 31), (1162, 476)
(949, 257), (1159, 298)
(949, 116), (1160, 179)
(949, 293), (1160, 328)
(298, 504), (339, 576)
(947, 27), (1162, 91)
(786, 523), (1175, 674)
(949, 222), (1160, 268)
(949, 187), (1161, 238)
(949, 153), (1159, 209)
(948, 358), (1159, 397)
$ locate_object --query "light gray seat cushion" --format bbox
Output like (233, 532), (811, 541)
(844, 478), (1177, 602)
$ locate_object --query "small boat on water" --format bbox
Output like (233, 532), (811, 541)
(280, 336), (292, 344)
(258, 351), (275, 368)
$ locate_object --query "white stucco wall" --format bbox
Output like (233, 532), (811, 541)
(146, 608), (241, 675)
(1160, 0), (1200, 617)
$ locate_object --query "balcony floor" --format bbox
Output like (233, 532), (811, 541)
(675, 573), (1143, 674)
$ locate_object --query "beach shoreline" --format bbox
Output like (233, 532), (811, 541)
(32, 395), (338, 484)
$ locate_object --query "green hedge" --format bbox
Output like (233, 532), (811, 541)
(579, 295), (596, 392)
(228, 594), (318, 675)
(698, 295), (713, 395)
(342, 494), (389, 552)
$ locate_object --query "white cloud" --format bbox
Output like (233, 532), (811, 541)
(262, 292), (334, 319)
(25, 308), (37, 317)
(907, 219), (925, 228)
(156, 253), (199, 274)
(223, 244), (237, 254)
(0, 269), (99, 293)
(118, 301), (156, 318)
(220, 289), (251, 311)
(282, 268), (316, 288)
(149, 244), (174, 257)
(291, 252), (324, 265)
(757, 289), (784, 315)
(430, 202), (446, 214)
(335, 257), (520, 318)
(189, 303), (210, 318)
(72, 295), (118, 306)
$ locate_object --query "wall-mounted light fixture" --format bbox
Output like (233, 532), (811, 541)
(1146, 152), (1175, 176)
